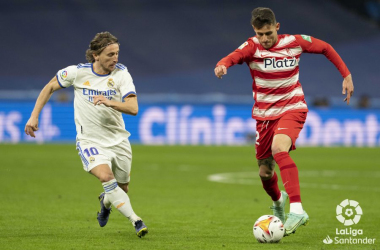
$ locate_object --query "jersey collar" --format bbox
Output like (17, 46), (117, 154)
(91, 63), (111, 77)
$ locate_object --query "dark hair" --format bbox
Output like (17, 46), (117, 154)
(251, 7), (277, 29)
(85, 32), (119, 63)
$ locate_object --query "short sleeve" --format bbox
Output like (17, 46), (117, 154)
(56, 65), (77, 88)
(119, 70), (136, 100)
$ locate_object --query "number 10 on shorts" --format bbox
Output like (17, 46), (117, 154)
(83, 147), (99, 157)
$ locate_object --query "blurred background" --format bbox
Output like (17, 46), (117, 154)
(1, 0), (380, 145)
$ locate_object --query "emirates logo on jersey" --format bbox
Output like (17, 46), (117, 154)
(83, 89), (117, 102)
(264, 57), (297, 69)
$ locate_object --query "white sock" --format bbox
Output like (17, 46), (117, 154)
(273, 193), (283, 207)
(290, 202), (304, 214)
(102, 179), (140, 223)
(103, 193), (111, 209)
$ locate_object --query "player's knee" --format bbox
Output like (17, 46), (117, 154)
(271, 135), (292, 155)
(271, 144), (287, 156)
(118, 183), (129, 193)
(98, 172), (115, 183)
(258, 168), (274, 180)
(257, 157), (275, 180)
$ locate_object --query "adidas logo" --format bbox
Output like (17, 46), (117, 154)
(83, 81), (90, 86)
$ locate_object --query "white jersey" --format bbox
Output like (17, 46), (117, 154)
(56, 63), (136, 147)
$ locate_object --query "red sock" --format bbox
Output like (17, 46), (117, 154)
(273, 152), (301, 203)
(261, 172), (281, 201)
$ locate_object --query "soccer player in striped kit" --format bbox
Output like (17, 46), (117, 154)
(214, 7), (354, 236)
(25, 32), (148, 238)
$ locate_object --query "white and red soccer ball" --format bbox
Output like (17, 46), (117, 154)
(253, 215), (284, 243)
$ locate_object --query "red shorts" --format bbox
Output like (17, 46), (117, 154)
(255, 112), (307, 160)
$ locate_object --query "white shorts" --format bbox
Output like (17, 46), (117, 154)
(76, 139), (132, 183)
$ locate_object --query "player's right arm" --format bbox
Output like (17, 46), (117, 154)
(25, 77), (62, 138)
(214, 39), (255, 79)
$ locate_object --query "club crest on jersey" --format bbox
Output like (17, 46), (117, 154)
(107, 78), (115, 88)
(264, 57), (297, 69)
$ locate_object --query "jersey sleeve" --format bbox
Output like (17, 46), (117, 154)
(294, 35), (351, 78)
(119, 70), (136, 101)
(216, 38), (256, 68)
(56, 65), (77, 88)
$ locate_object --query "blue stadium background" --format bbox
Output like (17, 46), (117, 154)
(1, 0), (380, 145)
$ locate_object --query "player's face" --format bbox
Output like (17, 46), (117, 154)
(253, 23), (280, 49)
(95, 43), (119, 74)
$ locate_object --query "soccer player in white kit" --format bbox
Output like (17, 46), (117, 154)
(25, 32), (148, 238)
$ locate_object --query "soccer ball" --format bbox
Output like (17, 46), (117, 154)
(253, 215), (284, 243)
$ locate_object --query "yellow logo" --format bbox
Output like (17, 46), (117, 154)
(116, 202), (125, 209)
(254, 217), (273, 235)
(89, 156), (95, 163)
(83, 81), (90, 86)
(107, 78), (115, 88)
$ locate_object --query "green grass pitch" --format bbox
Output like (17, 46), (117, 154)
(0, 145), (379, 250)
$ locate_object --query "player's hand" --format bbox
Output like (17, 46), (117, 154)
(214, 65), (227, 79)
(25, 117), (39, 138)
(342, 74), (354, 104)
(93, 95), (112, 107)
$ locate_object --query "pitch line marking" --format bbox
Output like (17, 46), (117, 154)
(207, 171), (380, 193)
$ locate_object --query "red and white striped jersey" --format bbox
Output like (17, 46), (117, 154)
(216, 34), (350, 120)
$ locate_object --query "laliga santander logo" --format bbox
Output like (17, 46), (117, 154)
(336, 199), (362, 226)
(323, 199), (376, 245)
(61, 70), (68, 79)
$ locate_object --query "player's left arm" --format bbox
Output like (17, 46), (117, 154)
(94, 68), (138, 115)
(295, 35), (354, 104)
(93, 94), (138, 116)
